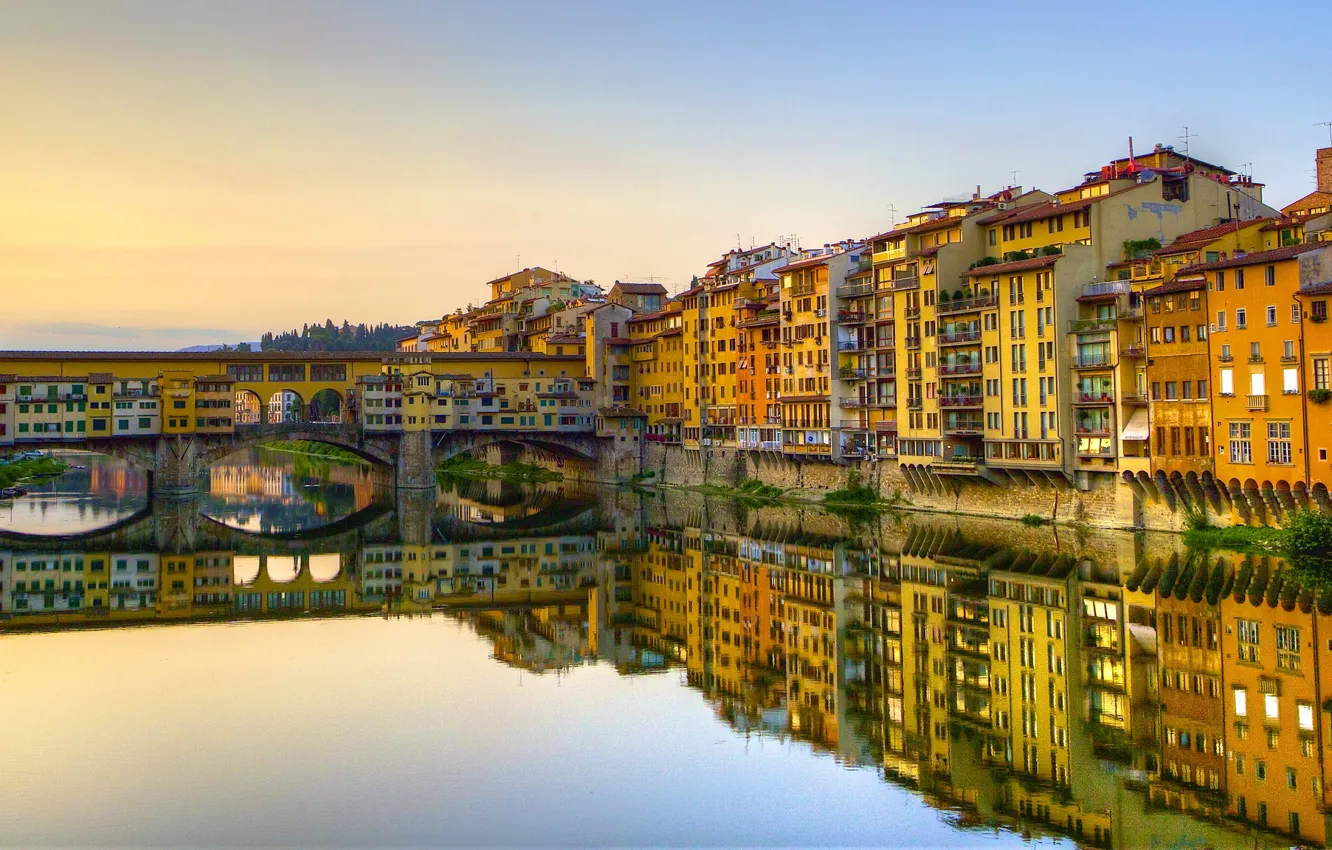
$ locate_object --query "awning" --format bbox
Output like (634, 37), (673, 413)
(1120, 409), (1149, 442)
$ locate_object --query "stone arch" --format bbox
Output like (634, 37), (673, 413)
(308, 553), (342, 582)
(233, 555), (261, 586)
(1315, 482), (1332, 513)
(267, 389), (305, 424)
(1275, 480), (1296, 516)
(266, 555), (300, 583)
(1136, 470), (1159, 502)
(1293, 480), (1312, 512)
(1243, 478), (1265, 524)
(198, 427), (393, 468)
(234, 389), (263, 424)
(309, 389), (344, 424)
(434, 431), (598, 465)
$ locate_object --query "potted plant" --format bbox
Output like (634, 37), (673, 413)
(1309, 388), (1332, 404)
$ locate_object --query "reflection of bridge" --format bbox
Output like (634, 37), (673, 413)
(0, 482), (609, 555)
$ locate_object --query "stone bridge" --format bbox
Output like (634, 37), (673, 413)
(37, 424), (607, 494)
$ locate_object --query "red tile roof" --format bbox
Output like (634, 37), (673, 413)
(1297, 279), (1332, 297)
(1178, 242), (1331, 275)
(1143, 275), (1206, 297)
(966, 254), (1062, 277)
(613, 282), (668, 295)
(977, 196), (1099, 228)
(1157, 219), (1271, 253)
(779, 253), (834, 273)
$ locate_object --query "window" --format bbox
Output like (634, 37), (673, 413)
(1219, 368), (1233, 396)
(1250, 341), (1261, 361)
(1235, 268), (1245, 289)
(1298, 702), (1314, 731)
(1268, 422), (1292, 465)
(1216, 311), (1227, 331)
(1292, 304), (1301, 324)
(1234, 688), (1248, 716)
(1284, 368), (1299, 394)
(1235, 308), (1246, 329)
(1316, 358), (1330, 390)
(1266, 265), (1276, 286)
(1229, 422), (1252, 464)
(1264, 693), (1279, 722)
(1266, 305), (1277, 326)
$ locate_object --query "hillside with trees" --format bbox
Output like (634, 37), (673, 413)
(259, 320), (415, 352)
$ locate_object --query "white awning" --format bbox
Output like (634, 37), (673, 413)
(1120, 409), (1149, 442)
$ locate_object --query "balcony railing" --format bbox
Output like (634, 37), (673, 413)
(837, 310), (870, 325)
(1069, 318), (1118, 334)
(1075, 355), (1114, 368)
(937, 328), (982, 345)
(939, 363), (982, 376)
(1081, 281), (1132, 298)
(840, 368), (868, 381)
(944, 419), (985, 434)
(1074, 392), (1115, 405)
(1247, 394), (1269, 411)
(1075, 427), (1112, 437)
(939, 395), (982, 408)
(905, 336), (922, 349)
(837, 340), (868, 352)
(837, 280), (875, 298)
(839, 398), (867, 409)
(937, 293), (998, 315)
(872, 397), (897, 408)
(891, 276), (919, 291)
(907, 398), (923, 409)
(1121, 344), (1146, 357)
(905, 366), (921, 379)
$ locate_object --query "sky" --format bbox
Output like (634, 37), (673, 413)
(2, 0), (1329, 351)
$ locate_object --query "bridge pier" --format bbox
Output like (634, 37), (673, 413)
(396, 429), (438, 490)
(152, 434), (207, 496)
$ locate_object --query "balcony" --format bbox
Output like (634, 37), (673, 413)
(937, 293), (998, 315)
(840, 368), (868, 381)
(905, 336), (922, 350)
(1077, 444), (1117, 458)
(838, 340), (869, 353)
(904, 305), (921, 319)
(792, 282), (816, 297)
(1121, 343), (1146, 358)
(872, 397), (897, 408)
(1075, 355), (1114, 369)
(1081, 280), (1132, 299)
(1074, 392), (1115, 405)
(939, 395), (982, 409)
(816, 307), (828, 318)
(837, 310), (870, 325)
(905, 366), (921, 379)
(907, 397), (923, 410)
(839, 398), (867, 409)
(837, 280), (875, 298)
(937, 328), (982, 346)
(891, 276), (919, 292)
(1123, 393), (1148, 405)
(1247, 394), (1269, 411)
(944, 418), (985, 435)
(1069, 318), (1118, 334)
(939, 362), (982, 377)
(1075, 427), (1112, 437)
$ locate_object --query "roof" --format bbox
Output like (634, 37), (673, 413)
(779, 393), (830, 403)
(87, 372), (113, 383)
(966, 254), (1062, 277)
(1297, 279), (1332, 297)
(3, 374), (89, 382)
(192, 374), (234, 383)
(1143, 275), (1206, 297)
(1178, 242), (1331, 275)
(598, 406), (646, 418)
(778, 253), (833, 273)
(869, 212), (971, 243)
(0, 351), (586, 363)
(1157, 219), (1271, 254)
(977, 195), (1100, 227)
(612, 281), (668, 295)
(626, 311), (665, 324)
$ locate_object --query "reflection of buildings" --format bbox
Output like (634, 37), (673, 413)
(9, 514), (1332, 849)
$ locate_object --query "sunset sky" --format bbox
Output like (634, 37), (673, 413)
(2, 0), (1328, 350)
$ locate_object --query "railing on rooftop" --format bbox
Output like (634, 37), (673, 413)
(937, 293), (998, 315)
(1081, 281), (1132, 298)
(838, 280), (875, 298)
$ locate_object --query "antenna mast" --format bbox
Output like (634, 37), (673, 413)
(1179, 126), (1199, 164)
(1317, 121), (1332, 147)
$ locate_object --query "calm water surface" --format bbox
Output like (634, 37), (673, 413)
(0, 448), (1309, 847)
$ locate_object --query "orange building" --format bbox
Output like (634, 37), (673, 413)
(1207, 244), (1332, 514)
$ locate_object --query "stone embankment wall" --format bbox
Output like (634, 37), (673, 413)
(635, 443), (1194, 533)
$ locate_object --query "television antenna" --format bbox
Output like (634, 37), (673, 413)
(1317, 121), (1332, 147)
(886, 204), (897, 226)
(1179, 126), (1199, 162)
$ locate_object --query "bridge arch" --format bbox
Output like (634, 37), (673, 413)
(198, 425), (395, 468)
(235, 390), (263, 424)
(267, 389), (305, 424)
(309, 389), (344, 424)
(433, 431), (600, 465)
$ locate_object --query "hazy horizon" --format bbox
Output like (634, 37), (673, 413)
(4, 0), (1329, 351)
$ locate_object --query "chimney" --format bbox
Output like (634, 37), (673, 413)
(1318, 147), (1332, 195)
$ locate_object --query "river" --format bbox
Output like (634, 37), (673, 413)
(0, 447), (1314, 847)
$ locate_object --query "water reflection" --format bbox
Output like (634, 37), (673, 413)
(0, 450), (148, 534)
(200, 447), (390, 534)
(1, 485), (1325, 848)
